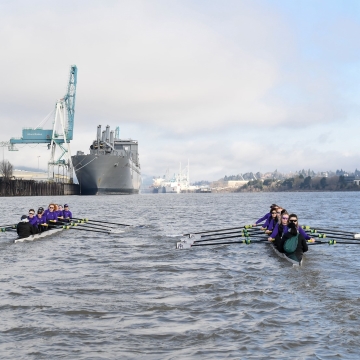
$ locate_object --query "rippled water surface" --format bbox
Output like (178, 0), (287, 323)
(1, 192), (360, 359)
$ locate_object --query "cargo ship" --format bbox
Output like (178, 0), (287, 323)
(72, 125), (141, 195)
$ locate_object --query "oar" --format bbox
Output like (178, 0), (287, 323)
(195, 233), (266, 244)
(0, 226), (17, 232)
(72, 217), (132, 227)
(303, 226), (358, 236)
(62, 225), (110, 234)
(195, 228), (265, 239)
(177, 238), (269, 249)
(180, 233), (267, 245)
(0, 223), (17, 228)
(183, 224), (258, 237)
(309, 240), (360, 245)
(308, 233), (358, 241)
(306, 229), (360, 238)
(57, 219), (111, 231)
(71, 223), (113, 231)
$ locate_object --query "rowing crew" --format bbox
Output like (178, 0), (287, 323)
(253, 203), (315, 256)
(17, 203), (73, 239)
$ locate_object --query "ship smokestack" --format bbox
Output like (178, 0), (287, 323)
(106, 125), (110, 143)
(110, 131), (114, 148)
(97, 125), (101, 144)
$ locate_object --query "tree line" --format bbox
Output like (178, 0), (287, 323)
(236, 175), (358, 192)
(0, 160), (13, 179)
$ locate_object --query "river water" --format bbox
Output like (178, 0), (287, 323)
(1, 192), (360, 359)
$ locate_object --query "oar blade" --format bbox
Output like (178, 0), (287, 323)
(176, 242), (192, 250)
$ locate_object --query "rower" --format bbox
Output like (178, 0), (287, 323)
(252, 204), (278, 227)
(262, 207), (278, 234)
(268, 211), (289, 248)
(269, 211), (315, 246)
(34, 207), (48, 232)
(17, 215), (36, 239)
(44, 203), (58, 224)
(57, 205), (64, 220)
(275, 207), (284, 223)
(62, 204), (72, 221)
(27, 209), (38, 229)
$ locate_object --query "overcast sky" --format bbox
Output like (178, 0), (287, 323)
(1, 0), (359, 181)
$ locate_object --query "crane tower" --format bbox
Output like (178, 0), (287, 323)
(9, 65), (78, 183)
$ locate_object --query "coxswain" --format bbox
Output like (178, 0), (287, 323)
(276, 214), (314, 256)
(44, 203), (58, 224)
(17, 215), (36, 239)
(62, 204), (72, 221)
(252, 204), (278, 227)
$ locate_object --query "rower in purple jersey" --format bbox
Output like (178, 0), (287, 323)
(56, 205), (64, 219)
(62, 204), (72, 220)
(44, 203), (58, 222)
(34, 207), (48, 232)
(252, 204), (278, 227)
(263, 207), (278, 234)
(27, 209), (38, 227)
(27, 208), (39, 234)
(268, 211), (289, 249)
(269, 211), (314, 243)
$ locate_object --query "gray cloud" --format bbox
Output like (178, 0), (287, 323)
(0, 0), (359, 180)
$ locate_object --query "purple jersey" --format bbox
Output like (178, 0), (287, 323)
(270, 223), (287, 238)
(63, 210), (72, 219)
(271, 224), (310, 240)
(265, 217), (277, 231)
(34, 215), (46, 226)
(44, 210), (58, 222)
(255, 212), (271, 225)
(28, 216), (38, 226)
(299, 226), (311, 240)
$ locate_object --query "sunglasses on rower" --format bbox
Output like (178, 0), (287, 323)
(29, 212), (35, 215)
(289, 219), (297, 223)
(282, 216), (289, 220)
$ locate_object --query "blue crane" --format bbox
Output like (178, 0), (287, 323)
(9, 65), (78, 182)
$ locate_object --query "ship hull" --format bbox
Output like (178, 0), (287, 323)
(72, 154), (141, 195)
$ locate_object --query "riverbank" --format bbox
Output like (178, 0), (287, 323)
(0, 179), (79, 196)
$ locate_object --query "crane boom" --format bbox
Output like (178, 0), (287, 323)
(8, 65), (78, 183)
(64, 65), (77, 141)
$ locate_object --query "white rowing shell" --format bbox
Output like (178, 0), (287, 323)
(176, 241), (192, 249)
(14, 228), (64, 243)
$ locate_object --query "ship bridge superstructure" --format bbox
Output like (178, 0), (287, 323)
(88, 125), (140, 168)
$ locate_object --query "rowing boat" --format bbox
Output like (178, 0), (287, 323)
(14, 227), (64, 243)
(268, 242), (303, 267)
